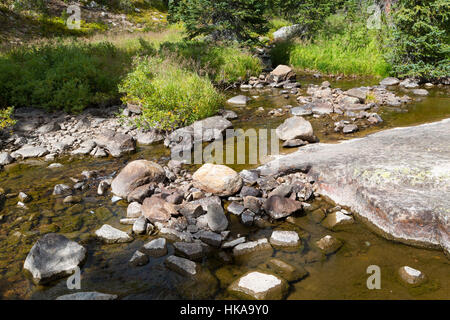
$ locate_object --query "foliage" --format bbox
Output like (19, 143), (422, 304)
(386, 0), (450, 80)
(119, 56), (224, 130)
(168, 0), (269, 42)
(0, 42), (132, 113)
(158, 41), (263, 82)
(0, 107), (16, 130)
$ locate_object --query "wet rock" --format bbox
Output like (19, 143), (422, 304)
(222, 237), (246, 249)
(196, 230), (222, 247)
(129, 250), (149, 267)
(240, 186), (262, 197)
(18, 192), (31, 203)
(23, 233), (86, 284)
(141, 238), (167, 257)
(400, 79), (419, 89)
(263, 196), (302, 219)
(193, 163), (242, 196)
(276, 116), (315, 142)
(398, 266), (426, 285)
(164, 255), (198, 277)
(243, 196), (262, 214)
(309, 208), (326, 223)
(228, 271), (288, 300)
(268, 65), (296, 83)
(53, 184), (72, 196)
(63, 195), (81, 204)
(219, 109), (238, 120)
(95, 224), (133, 244)
(259, 119), (450, 255)
(111, 160), (165, 198)
(269, 230), (300, 247)
(95, 129), (135, 157)
(173, 242), (203, 261)
(263, 258), (308, 282)
(12, 145), (48, 159)
(342, 124), (358, 134)
(321, 211), (354, 229)
(56, 292), (118, 300)
(127, 202), (142, 218)
(227, 95), (251, 105)
(316, 235), (343, 255)
(380, 77), (400, 86)
(412, 89), (429, 96)
(241, 210), (255, 226)
(282, 139), (308, 148)
(0, 152), (13, 166)
(227, 202), (245, 216)
(142, 196), (177, 223)
(206, 203), (229, 232)
(233, 238), (273, 257)
(120, 218), (137, 225)
(111, 195), (122, 204)
(132, 216), (147, 235)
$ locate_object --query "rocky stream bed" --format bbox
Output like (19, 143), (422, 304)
(0, 67), (449, 300)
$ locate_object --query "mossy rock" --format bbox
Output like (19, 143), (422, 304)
(58, 215), (84, 233)
(94, 207), (113, 220)
(65, 204), (85, 216)
(39, 223), (60, 234)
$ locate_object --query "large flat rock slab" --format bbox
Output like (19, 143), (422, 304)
(259, 119), (450, 256)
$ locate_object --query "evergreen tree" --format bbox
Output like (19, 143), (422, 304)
(168, 0), (269, 42)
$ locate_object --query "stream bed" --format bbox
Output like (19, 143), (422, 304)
(0, 76), (449, 299)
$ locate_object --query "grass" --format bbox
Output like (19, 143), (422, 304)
(271, 13), (391, 78)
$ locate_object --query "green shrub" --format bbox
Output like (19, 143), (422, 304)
(386, 0), (450, 80)
(0, 41), (132, 113)
(119, 56), (224, 130)
(159, 41), (263, 82)
(0, 107), (16, 130)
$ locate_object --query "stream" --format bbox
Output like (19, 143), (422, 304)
(0, 76), (449, 299)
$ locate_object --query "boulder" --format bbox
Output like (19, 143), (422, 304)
(132, 216), (147, 235)
(233, 238), (273, 257)
(141, 238), (167, 257)
(129, 250), (149, 267)
(127, 202), (142, 218)
(193, 163), (242, 196)
(23, 233), (86, 284)
(228, 271), (288, 300)
(142, 196), (177, 223)
(111, 160), (165, 198)
(268, 65), (296, 83)
(263, 196), (303, 219)
(196, 230), (222, 247)
(173, 242), (203, 261)
(380, 77), (400, 86)
(0, 152), (13, 166)
(206, 203), (229, 232)
(412, 89), (429, 96)
(273, 24), (303, 41)
(227, 202), (245, 216)
(275, 117), (315, 142)
(345, 88), (368, 102)
(227, 95), (251, 105)
(12, 145), (48, 159)
(136, 129), (164, 145)
(95, 224), (133, 244)
(290, 106), (313, 116)
(258, 119), (450, 255)
(95, 129), (135, 157)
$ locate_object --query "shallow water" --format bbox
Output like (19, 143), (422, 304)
(0, 77), (449, 299)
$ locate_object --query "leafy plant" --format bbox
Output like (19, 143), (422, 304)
(119, 56), (224, 130)
(0, 107), (16, 130)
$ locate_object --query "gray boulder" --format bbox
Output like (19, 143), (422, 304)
(276, 116), (315, 142)
(95, 129), (136, 157)
(23, 233), (86, 284)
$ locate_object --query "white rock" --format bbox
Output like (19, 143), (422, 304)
(269, 230), (300, 247)
(127, 202), (142, 218)
(95, 224), (133, 244)
(228, 271), (288, 300)
(141, 238), (167, 257)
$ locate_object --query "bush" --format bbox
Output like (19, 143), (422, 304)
(386, 0), (450, 80)
(0, 107), (16, 130)
(0, 41), (132, 113)
(159, 41), (263, 82)
(119, 56), (224, 130)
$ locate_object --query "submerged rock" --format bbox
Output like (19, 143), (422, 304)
(164, 255), (198, 277)
(129, 250), (149, 267)
(315, 235), (343, 255)
(141, 238), (167, 257)
(23, 233), (86, 284)
(398, 266), (427, 285)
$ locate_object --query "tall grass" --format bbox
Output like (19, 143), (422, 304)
(271, 12), (391, 78)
